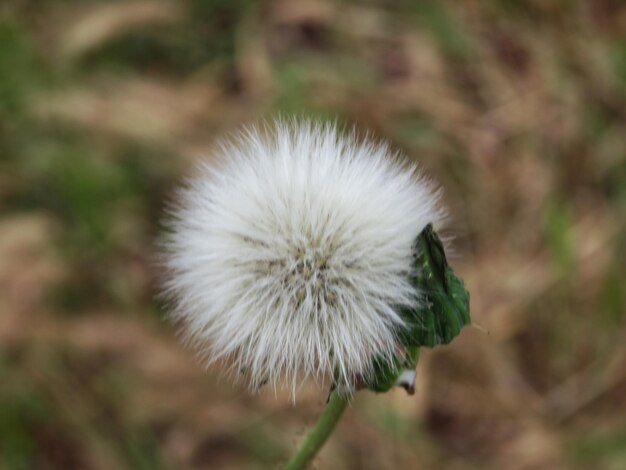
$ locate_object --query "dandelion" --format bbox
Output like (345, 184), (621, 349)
(163, 119), (440, 387)
(161, 118), (469, 469)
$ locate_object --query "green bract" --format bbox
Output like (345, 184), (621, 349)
(365, 224), (470, 393)
(403, 224), (471, 347)
(366, 346), (420, 393)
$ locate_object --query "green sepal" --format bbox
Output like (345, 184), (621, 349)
(400, 224), (471, 348)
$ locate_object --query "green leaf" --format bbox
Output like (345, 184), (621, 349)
(401, 224), (471, 347)
(363, 225), (470, 394)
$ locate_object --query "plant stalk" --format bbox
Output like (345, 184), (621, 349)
(283, 390), (350, 470)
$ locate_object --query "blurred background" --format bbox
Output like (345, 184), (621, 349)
(1, 0), (625, 468)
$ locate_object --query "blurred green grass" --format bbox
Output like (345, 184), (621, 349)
(1, 0), (625, 468)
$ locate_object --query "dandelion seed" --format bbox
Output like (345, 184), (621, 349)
(161, 119), (445, 395)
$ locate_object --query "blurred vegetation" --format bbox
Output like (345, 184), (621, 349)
(1, 0), (625, 469)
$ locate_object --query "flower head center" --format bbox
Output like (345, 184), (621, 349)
(293, 247), (329, 281)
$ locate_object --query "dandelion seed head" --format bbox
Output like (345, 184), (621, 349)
(162, 119), (444, 395)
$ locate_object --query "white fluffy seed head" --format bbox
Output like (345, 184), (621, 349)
(162, 119), (444, 395)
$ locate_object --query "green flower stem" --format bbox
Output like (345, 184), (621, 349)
(283, 390), (350, 470)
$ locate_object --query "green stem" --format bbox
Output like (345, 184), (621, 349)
(283, 390), (350, 470)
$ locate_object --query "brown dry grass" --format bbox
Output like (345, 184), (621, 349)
(1, 0), (625, 468)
